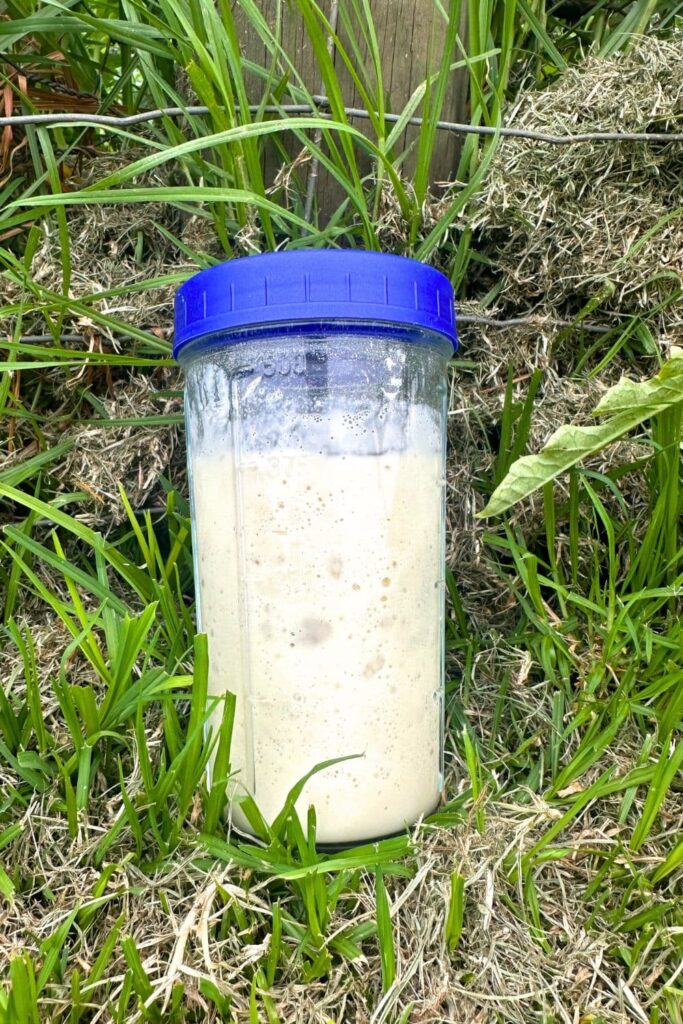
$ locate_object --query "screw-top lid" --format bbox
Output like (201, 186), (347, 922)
(173, 251), (457, 358)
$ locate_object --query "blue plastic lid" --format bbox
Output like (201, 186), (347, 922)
(173, 251), (457, 358)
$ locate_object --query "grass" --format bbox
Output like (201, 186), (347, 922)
(1, 0), (682, 1021)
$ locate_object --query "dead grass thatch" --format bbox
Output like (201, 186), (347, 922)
(55, 370), (184, 524)
(2, 769), (680, 1024)
(472, 32), (683, 342)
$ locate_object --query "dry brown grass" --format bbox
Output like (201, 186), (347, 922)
(472, 33), (683, 341)
(56, 371), (183, 525)
(2, 767), (680, 1023)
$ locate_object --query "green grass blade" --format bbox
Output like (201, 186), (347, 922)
(375, 867), (395, 991)
(445, 871), (466, 953)
(630, 741), (683, 852)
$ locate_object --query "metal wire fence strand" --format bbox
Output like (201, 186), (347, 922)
(8, 315), (624, 348)
(455, 314), (614, 333)
(1, 101), (682, 144)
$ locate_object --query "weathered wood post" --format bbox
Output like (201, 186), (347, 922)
(235, 1), (469, 217)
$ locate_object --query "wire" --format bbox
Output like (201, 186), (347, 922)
(2, 98), (682, 144)
(11, 314), (620, 348)
(455, 314), (613, 333)
(15, 334), (92, 344)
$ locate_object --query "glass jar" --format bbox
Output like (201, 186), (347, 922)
(175, 251), (456, 845)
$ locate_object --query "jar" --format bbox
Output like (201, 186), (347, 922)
(174, 251), (457, 845)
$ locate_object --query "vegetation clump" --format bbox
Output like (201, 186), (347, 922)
(0, 4), (681, 1023)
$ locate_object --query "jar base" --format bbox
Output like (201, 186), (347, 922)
(226, 800), (441, 852)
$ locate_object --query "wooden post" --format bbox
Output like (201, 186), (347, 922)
(235, 0), (469, 218)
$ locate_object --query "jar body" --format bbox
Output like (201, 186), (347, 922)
(182, 326), (450, 844)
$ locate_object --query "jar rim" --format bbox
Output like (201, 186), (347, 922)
(175, 320), (455, 365)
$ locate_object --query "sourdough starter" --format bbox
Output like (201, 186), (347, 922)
(191, 446), (443, 843)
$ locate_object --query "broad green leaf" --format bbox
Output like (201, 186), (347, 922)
(594, 351), (683, 415)
(479, 355), (683, 518)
